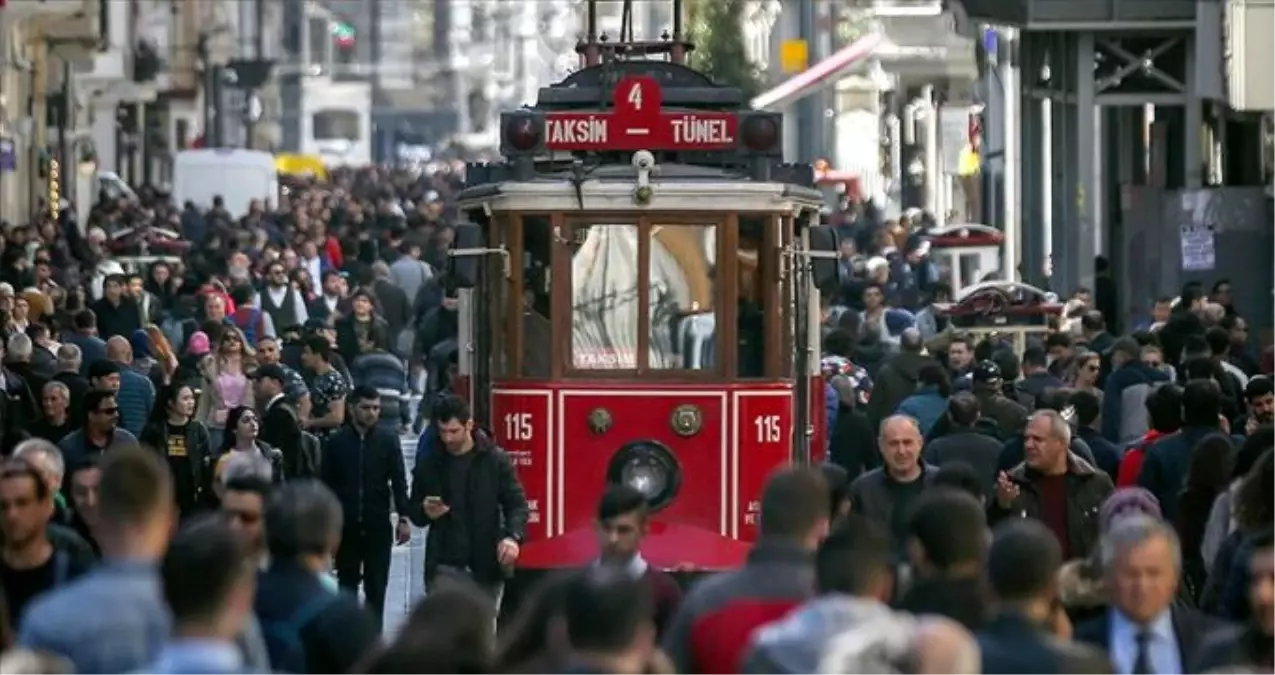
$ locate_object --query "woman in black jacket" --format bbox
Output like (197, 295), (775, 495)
(141, 383), (214, 515)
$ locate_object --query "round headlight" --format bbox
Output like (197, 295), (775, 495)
(606, 440), (681, 511)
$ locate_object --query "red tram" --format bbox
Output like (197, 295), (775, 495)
(444, 10), (837, 587)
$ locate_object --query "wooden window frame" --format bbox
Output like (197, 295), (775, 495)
(552, 213), (730, 381)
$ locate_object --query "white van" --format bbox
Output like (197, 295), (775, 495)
(172, 149), (278, 219)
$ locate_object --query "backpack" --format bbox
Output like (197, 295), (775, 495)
(261, 592), (339, 674)
(232, 307), (265, 347)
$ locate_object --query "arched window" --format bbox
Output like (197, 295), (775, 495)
(311, 110), (360, 141)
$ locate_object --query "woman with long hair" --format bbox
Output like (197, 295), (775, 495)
(1202, 447), (1274, 616)
(1175, 433), (1235, 601)
(356, 584), (496, 674)
(212, 406), (284, 489)
(495, 571), (576, 673)
(1067, 350), (1103, 400)
(196, 326), (256, 450)
(141, 384), (214, 514)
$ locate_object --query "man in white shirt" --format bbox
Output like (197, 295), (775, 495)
(1073, 516), (1231, 674)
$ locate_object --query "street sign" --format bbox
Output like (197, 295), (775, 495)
(779, 39), (809, 74)
(542, 76), (738, 152)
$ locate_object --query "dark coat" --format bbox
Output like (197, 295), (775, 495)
(865, 352), (939, 428)
(1073, 606), (1234, 674)
(320, 423), (410, 535)
(978, 612), (1112, 674)
(406, 432), (529, 584)
(334, 314), (391, 365)
(140, 418), (214, 504)
(1137, 425), (1244, 523)
(924, 428), (1005, 494)
(253, 559), (379, 674)
(987, 454), (1114, 561)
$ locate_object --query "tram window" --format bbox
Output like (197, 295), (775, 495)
(571, 224), (640, 370)
(521, 216), (552, 378)
(648, 224), (716, 370)
(737, 219), (767, 378)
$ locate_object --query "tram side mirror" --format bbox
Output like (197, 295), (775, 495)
(808, 225), (840, 291)
(450, 223), (482, 289)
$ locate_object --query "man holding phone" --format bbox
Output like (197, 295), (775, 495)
(407, 395), (528, 608)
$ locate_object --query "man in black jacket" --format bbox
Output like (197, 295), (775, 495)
(254, 365), (311, 479)
(924, 392), (1004, 495)
(319, 385), (411, 632)
(407, 395), (529, 608)
(977, 519), (1109, 673)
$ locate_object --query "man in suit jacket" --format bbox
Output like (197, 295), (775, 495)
(1074, 515), (1233, 674)
(977, 519), (1110, 674)
(252, 364), (304, 479)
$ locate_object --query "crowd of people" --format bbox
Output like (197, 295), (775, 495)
(0, 168), (1269, 675)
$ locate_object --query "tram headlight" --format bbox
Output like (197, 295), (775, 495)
(740, 114), (780, 154)
(503, 114), (542, 152)
(606, 441), (681, 511)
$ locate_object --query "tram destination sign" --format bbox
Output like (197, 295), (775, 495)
(543, 76), (739, 152)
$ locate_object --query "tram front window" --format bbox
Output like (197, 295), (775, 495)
(648, 224), (716, 370)
(572, 224), (641, 369)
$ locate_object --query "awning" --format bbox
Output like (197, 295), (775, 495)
(750, 32), (884, 110)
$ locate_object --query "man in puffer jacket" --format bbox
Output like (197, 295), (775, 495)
(350, 349), (410, 432)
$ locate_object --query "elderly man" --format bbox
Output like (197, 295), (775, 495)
(52, 343), (89, 426)
(1074, 516), (1234, 673)
(103, 336), (155, 437)
(31, 381), (73, 444)
(988, 410), (1114, 561)
(13, 439), (69, 522)
(11, 439), (96, 565)
(847, 415), (938, 545)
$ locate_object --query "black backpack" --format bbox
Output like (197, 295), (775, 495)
(261, 593), (339, 674)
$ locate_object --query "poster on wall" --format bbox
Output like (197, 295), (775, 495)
(1180, 222), (1216, 271)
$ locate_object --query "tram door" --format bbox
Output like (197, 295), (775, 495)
(788, 218), (842, 464)
(450, 218), (506, 426)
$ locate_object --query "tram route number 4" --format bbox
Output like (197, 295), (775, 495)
(543, 76), (739, 152)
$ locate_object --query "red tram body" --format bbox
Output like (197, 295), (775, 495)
(448, 41), (835, 590)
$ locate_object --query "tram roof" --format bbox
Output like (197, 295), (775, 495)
(458, 161), (824, 217)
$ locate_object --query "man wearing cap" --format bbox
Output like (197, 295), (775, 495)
(970, 360), (1029, 438)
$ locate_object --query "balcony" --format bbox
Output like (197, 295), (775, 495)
(873, 7), (978, 83)
(24, 0), (102, 61)
(953, 0), (1199, 29)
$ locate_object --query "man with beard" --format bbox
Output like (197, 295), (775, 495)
(255, 262), (309, 333)
(0, 460), (93, 627)
(1242, 376), (1274, 427)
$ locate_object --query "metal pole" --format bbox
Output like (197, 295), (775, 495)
(797, 0), (822, 163)
(1001, 29), (1020, 281)
(922, 85), (938, 219)
(58, 59), (71, 205)
(31, 32), (47, 216)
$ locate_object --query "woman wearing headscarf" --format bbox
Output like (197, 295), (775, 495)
(1057, 487), (1163, 624)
